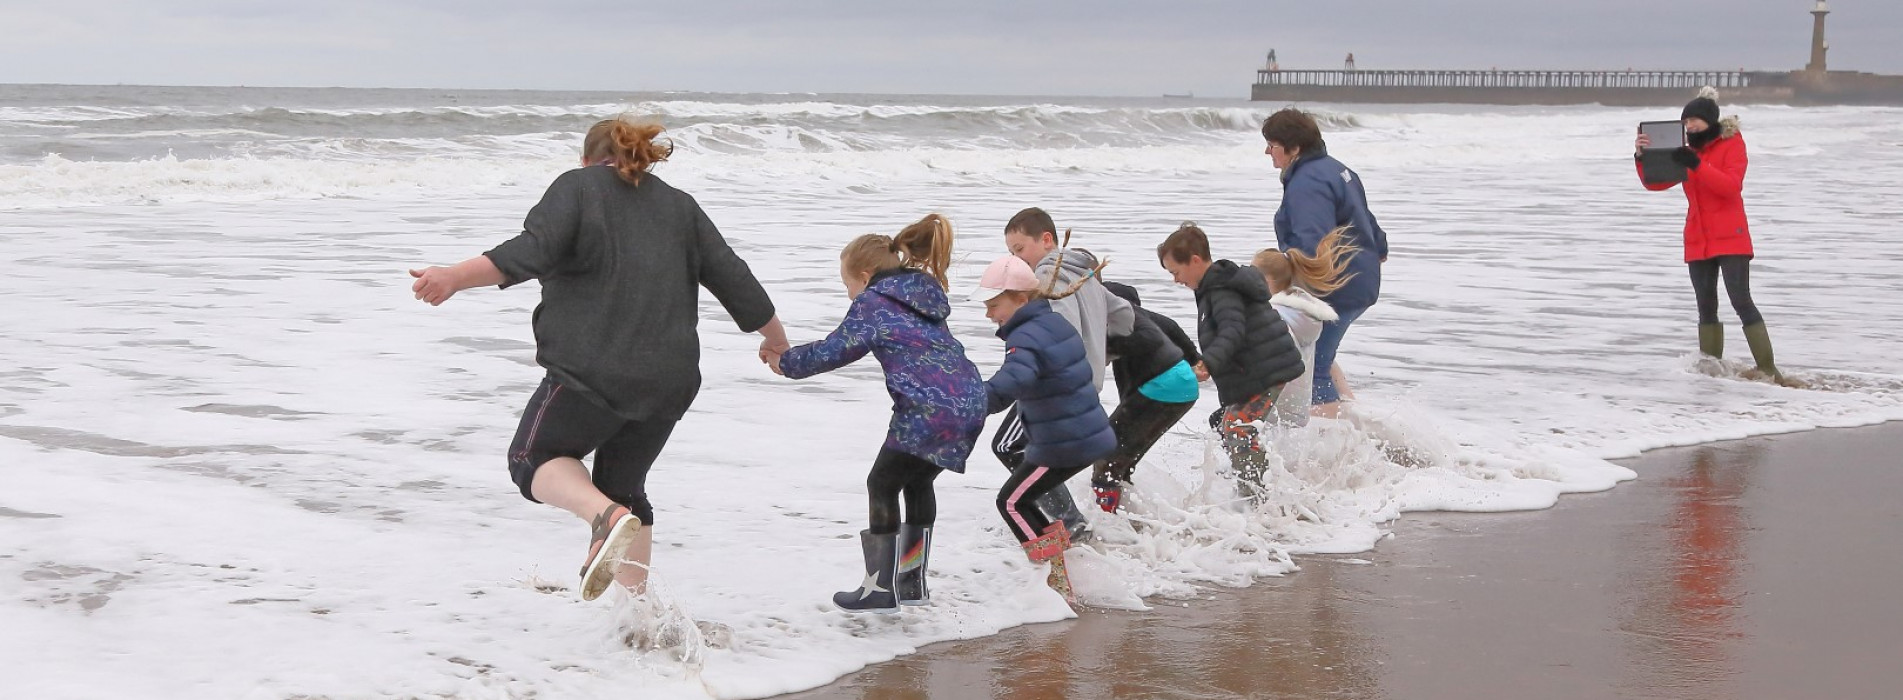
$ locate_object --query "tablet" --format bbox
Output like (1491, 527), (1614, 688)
(1639, 120), (1686, 150)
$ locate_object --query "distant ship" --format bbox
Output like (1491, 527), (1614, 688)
(1251, 2), (1903, 106)
(1162, 92), (1195, 99)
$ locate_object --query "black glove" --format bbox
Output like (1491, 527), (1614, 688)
(1671, 146), (1701, 170)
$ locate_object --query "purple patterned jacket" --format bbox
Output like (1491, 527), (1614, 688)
(778, 268), (987, 472)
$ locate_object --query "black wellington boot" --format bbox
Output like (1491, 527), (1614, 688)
(833, 530), (899, 613)
(895, 524), (933, 606)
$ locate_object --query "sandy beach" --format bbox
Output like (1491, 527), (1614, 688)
(782, 420), (1903, 699)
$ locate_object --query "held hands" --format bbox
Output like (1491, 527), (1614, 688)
(755, 316), (791, 376)
(1193, 362), (1211, 382)
(756, 315), (791, 376)
(759, 346), (786, 376)
(1670, 146), (1701, 170)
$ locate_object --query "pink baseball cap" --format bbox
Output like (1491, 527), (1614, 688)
(970, 255), (1040, 302)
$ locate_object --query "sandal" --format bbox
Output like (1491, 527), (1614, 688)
(580, 503), (642, 601)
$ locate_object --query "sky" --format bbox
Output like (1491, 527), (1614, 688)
(2, 0), (1899, 98)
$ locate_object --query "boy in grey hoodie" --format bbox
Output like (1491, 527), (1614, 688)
(993, 207), (1135, 537)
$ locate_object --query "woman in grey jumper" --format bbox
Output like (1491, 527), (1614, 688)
(409, 118), (787, 601)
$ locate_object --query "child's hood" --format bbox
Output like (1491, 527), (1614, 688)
(1270, 288), (1338, 322)
(1037, 248), (1104, 286)
(1198, 260), (1273, 303)
(866, 268), (951, 323)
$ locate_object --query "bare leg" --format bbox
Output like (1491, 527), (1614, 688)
(1330, 363), (1356, 401)
(528, 457), (616, 521)
(531, 457), (651, 590)
(617, 527), (652, 593)
(1310, 364), (1354, 419)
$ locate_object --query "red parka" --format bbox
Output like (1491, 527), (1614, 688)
(1638, 129), (1753, 262)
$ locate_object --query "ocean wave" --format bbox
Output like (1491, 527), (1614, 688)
(0, 140), (1270, 208)
(0, 101), (1297, 161)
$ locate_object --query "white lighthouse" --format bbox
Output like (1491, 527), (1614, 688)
(1808, 1), (1830, 73)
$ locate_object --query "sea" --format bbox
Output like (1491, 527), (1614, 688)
(4, 84), (1901, 699)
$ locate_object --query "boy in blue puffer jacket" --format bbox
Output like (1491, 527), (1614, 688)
(971, 255), (1117, 602)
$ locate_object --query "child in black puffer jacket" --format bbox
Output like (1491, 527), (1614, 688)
(1091, 281), (1202, 513)
(1156, 224), (1304, 497)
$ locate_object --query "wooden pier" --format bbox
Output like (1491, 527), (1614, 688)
(1250, 67), (1903, 106)
(1251, 69), (1796, 106)
(1258, 69), (1759, 91)
(1248, 4), (1903, 106)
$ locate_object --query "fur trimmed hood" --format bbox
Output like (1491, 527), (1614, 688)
(1694, 86), (1742, 139)
(1271, 288), (1339, 322)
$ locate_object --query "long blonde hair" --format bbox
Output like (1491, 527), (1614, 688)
(1253, 225), (1359, 296)
(582, 117), (673, 186)
(840, 213), (956, 290)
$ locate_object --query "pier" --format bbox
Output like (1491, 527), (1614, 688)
(1257, 69), (1757, 91)
(1250, 2), (1903, 106)
(1250, 69), (1789, 106)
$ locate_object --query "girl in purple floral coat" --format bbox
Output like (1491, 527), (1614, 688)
(770, 214), (986, 613)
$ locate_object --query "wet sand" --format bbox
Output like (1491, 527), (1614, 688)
(781, 422), (1903, 699)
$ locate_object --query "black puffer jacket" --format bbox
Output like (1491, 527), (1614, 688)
(1193, 260), (1305, 406)
(1103, 281), (1199, 401)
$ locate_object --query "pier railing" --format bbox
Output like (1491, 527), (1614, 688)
(1255, 69), (1755, 90)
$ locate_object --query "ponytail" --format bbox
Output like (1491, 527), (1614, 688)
(1253, 225), (1359, 297)
(582, 117), (673, 186)
(1035, 229), (1108, 301)
(892, 213), (955, 290)
(840, 213), (958, 290)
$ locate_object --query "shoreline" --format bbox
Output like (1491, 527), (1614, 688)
(778, 419), (1903, 699)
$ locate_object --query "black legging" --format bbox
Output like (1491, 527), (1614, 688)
(992, 405), (1087, 529)
(867, 448), (942, 535)
(997, 462), (1090, 543)
(1094, 393), (1196, 486)
(1688, 255), (1763, 326)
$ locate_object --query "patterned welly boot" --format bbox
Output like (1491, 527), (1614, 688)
(895, 524), (933, 606)
(1022, 522), (1075, 604)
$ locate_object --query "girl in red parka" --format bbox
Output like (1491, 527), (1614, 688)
(1635, 87), (1789, 384)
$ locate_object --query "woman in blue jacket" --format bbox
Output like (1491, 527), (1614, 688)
(1263, 108), (1389, 418)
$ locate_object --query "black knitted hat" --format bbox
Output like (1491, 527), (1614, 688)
(1681, 86), (1721, 126)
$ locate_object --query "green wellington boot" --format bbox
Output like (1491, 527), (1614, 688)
(1698, 323), (1725, 359)
(1741, 322), (1788, 384)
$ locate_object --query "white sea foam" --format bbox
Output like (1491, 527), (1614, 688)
(2, 92), (1901, 699)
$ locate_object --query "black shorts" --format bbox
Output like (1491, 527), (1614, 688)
(507, 376), (677, 525)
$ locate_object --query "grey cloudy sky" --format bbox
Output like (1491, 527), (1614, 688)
(3, 0), (1898, 97)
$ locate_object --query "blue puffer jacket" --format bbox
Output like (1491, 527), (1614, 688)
(984, 299), (1117, 469)
(778, 268), (987, 472)
(1274, 142), (1389, 311)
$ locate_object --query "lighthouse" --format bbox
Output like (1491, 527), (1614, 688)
(1808, 1), (1830, 73)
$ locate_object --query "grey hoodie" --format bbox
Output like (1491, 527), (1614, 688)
(1034, 248), (1135, 391)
